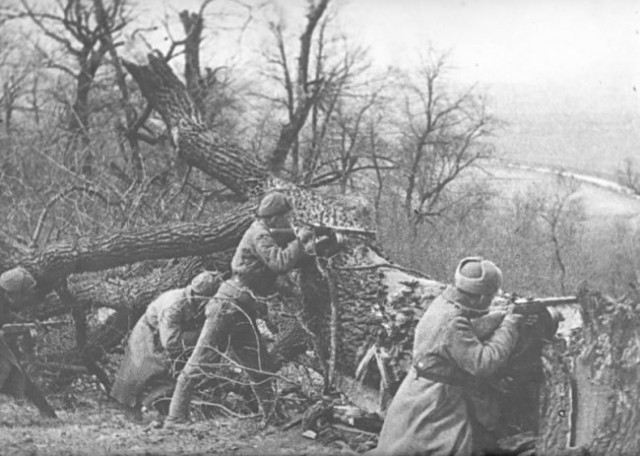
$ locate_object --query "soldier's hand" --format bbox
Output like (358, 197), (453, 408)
(504, 304), (526, 327)
(295, 226), (315, 245)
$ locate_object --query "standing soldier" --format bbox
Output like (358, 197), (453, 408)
(164, 192), (315, 428)
(111, 270), (222, 421)
(0, 267), (57, 418)
(371, 257), (524, 456)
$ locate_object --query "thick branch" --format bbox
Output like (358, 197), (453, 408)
(123, 55), (268, 198)
(20, 201), (255, 290)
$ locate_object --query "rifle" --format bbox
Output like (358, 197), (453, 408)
(473, 296), (579, 341)
(1, 323), (39, 338)
(508, 296), (579, 315)
(1, 321), (63, 338)
(270, 222), (376, 255)
(297, 221), (376, 238)
(271, 222), (375, 240)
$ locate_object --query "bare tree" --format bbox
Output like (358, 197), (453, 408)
(0, 20), (45, 136)
(538, 173), (584, 294)
(393, 51), (498, 230)
(18, 0), (132, 174)
(617, 156), (640, 196)
(262, 0), (331, 175)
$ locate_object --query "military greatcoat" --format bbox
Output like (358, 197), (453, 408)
(372, 286), (521, 456)
(111, 288), (205, 410)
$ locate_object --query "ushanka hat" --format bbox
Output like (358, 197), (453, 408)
(257, 192), (294, 217)
(0, 266), (37, 295)
(454, 257), (503, 296)
(188, 271), (222, 297)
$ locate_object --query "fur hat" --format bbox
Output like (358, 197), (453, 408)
(0, 267), (37, 295)
(454, 257), (502, 296)
(188, 271), (222, 297)
(257, 192), (293, 218)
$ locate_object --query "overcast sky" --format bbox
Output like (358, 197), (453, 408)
(146, 0), (640, 173)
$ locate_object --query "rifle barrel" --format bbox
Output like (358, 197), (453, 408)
(300, 221), (376, 236)
(512, 296), (579, 315)
(513, 296), (578, 306)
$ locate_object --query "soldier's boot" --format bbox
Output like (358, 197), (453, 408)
(164, 371), (193, 428)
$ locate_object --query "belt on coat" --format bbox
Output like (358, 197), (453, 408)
(412, 366), (464, 387)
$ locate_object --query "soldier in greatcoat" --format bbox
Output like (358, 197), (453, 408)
(164, 192), (314, 428)
(371, 257), (525, 456)
(111, 270), (222, 420)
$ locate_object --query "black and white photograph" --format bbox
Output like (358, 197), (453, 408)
(0, 0), (638, 454)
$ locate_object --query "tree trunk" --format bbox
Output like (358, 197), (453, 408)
(179, 9), (207, 117)
(122, 57), (267, 199)
(537, 291), (640, 456)
(18, 204), (254, 293)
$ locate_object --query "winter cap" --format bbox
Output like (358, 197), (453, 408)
(188, 271), (222, 297)
(257, 192), (294, 218)
(0, 266), (37, 295)
(454, 257), (502, 296)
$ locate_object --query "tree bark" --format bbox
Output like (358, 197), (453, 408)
(537, 291), (640, 456)
(122, 57), (267, 199)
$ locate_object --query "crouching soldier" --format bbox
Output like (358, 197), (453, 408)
(111, 270), (222, 421)
(0, 267), (57, 418)
(164, 192), (315, 428)
(371, 257), (525, 456)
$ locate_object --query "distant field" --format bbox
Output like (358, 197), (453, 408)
(491, 94), (640, 178)
(482, 163), (640, 230)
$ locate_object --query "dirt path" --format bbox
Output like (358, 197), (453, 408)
(0, 395), (355, 456)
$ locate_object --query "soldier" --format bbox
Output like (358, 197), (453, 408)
(371, 257), (524, 456)
(111, 270), (222, 421)
(164, 192), (314, 428)
(0, 267), (57, 418)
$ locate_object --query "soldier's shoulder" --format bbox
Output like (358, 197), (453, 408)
(149, 288), (186, 311)
(246, 220), (272, 239)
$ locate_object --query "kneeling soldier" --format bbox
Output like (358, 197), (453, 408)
(111, 270), (221, 421)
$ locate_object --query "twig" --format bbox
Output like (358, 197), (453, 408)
(281, 416), (303, 431)
(190, 400), (261, 420)
(332, 423), (379, 437)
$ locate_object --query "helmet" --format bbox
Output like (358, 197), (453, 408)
(257, 192), (294, 218)
(454, 257), (502, 296)
(188, 271), (222, 297)
(0, 267), (37, 295)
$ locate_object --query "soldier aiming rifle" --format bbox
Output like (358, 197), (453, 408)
(270, 220), (376, 257)
(0, 267), (57, 419)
